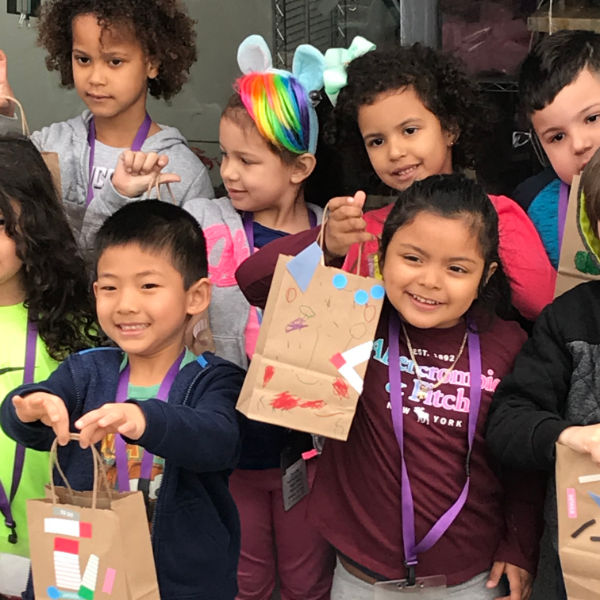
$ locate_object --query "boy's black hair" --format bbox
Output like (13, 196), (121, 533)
(520, 30), (600, 118)
(0, 134), (102, 359)
(94, 200), (208, 288)
(380, 173), (512, 321)
(38, 0), (196, 100)
(327, 43), (490, 193)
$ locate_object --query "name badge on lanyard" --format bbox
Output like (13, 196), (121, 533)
(380, 312), (482, 596)
(0, 315), (37, 544)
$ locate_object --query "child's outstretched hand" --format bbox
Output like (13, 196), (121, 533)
(12, 392), (70, 446)
(75, 403), (146, 449)
(324, 191), (373, 260)
(0, 50), (16, 116)
(112, 150), (181, 198)
(558, 424), (600, 464)
(487, 561), (533, 600)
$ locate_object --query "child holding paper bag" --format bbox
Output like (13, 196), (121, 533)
(237, 173), (543, 599)
(488, 146), (600, 599)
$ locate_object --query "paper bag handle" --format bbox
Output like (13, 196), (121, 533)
(49, 433), (113, 510)
(146, 176), (176, 203)
(0, 95), (30, 136)
(317, 202), (363, 275)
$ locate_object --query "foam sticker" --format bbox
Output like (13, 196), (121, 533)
(102, 568), (117, 594)
(371, 284), (385, 300)
(354, 290), (369, 305)
(286, 242), (322, 293)
(578, 474), (600, 483)
(571, 519), (596, 539)
(330, 341), (373, 394)
(53, 537), (81, 590)
(52, 508), (80, 521)
(567, 488), (577, 519)
(44, 518), (92, 538)
(589, 491), (600, 509)
(79, 554), (99, 599)
(332, 274), (347, 289)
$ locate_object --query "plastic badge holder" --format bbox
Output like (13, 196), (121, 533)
(374, 575), (447, 598)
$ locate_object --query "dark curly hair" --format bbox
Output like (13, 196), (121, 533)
(37, 0), (196, 100)
(380, 174), (512, 323)
(0, 135), (103, 360)
(328, 44), (490, 193)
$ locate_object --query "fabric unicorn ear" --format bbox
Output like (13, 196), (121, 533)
(292, 44), (325, 96)
(237, 34), (273, 74)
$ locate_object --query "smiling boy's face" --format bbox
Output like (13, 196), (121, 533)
(532, 67), (600, 185)
(93, 243), (209, 364)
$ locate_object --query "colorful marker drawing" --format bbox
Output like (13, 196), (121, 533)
(332, 378), (349, 399)
(263, 365), (275, 387)
(285, 318), (308, 333)
(270, 392), (326, 411)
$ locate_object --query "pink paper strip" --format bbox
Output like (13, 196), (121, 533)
(567, 487), (577, 519)
(102, 568), (116, 594)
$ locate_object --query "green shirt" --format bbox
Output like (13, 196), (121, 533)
(0, 303), (59, 557)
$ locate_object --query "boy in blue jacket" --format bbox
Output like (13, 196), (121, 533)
(0, 200), (244, 600)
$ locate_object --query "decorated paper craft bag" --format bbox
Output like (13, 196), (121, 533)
(236, 241), (385, 441)
(556, 443), (600, 599)
(27, 436), (159, 600)
(555, 173), (600, 298)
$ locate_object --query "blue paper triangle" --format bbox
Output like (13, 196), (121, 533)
(286, 242), (323, 293)
(589, 491), (600, 508)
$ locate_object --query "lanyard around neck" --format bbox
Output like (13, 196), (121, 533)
(114, 350), (184, 492)
(86, 112), (153, 206)
(388, 311), (482, 578)
(0, 314), (38, 543)
(242, 209), (318, 254)
(558, 182), (569, 253)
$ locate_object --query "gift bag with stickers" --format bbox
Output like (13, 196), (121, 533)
(555, 173), (600, 298)
(556, 443), (600, 599)
(0, 95), (61, 196)
(27, 435), (159, 600)
(236, 228), (385, 441)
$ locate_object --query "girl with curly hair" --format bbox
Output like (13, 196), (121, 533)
(320, 42), (555, 322)
(0, 0), (213, 246)
(0, 135), (101, 599)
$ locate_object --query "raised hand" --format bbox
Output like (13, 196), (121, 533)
(112, 150), (181, 198)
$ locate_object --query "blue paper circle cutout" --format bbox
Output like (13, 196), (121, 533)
(354, 290), (369, 305)
(371, 284), (385, 300)
(332, 274), (348, 289)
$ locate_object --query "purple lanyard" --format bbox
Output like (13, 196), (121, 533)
(388, 312), (481, 582)
(114, 351), (184, 492)
(241, 209), (318, 254)
(86, 112), (152, 206)
(558, 182), (569, 253)
(0, 315), (37, 543)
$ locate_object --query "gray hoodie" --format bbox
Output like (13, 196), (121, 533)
(28, 110), (214, 246)
(183, 196), (323, 368)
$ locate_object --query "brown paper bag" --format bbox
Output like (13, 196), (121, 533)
(554, 173), (600, 298)
(27, 435), (159, 600)
(556, 443), (600, 599)
(0, 95), (62, 197)
(236, 239), (385, 440)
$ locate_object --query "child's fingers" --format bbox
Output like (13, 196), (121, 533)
(120, 150), (137, 172)
(486, 561), (505, 588)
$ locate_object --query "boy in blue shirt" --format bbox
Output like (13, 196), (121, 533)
(0, 200), (244, 600)
(514, 29), (600, 268)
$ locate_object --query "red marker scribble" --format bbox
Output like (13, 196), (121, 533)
(333, 377), (349, 398)
(271, 392), (300, 410)
(300, 399), (326, 409)
(263, 365), (275, 387)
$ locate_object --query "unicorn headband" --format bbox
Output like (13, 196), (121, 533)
(236, 35), (324, 155)
(323, 36), (376, 106)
